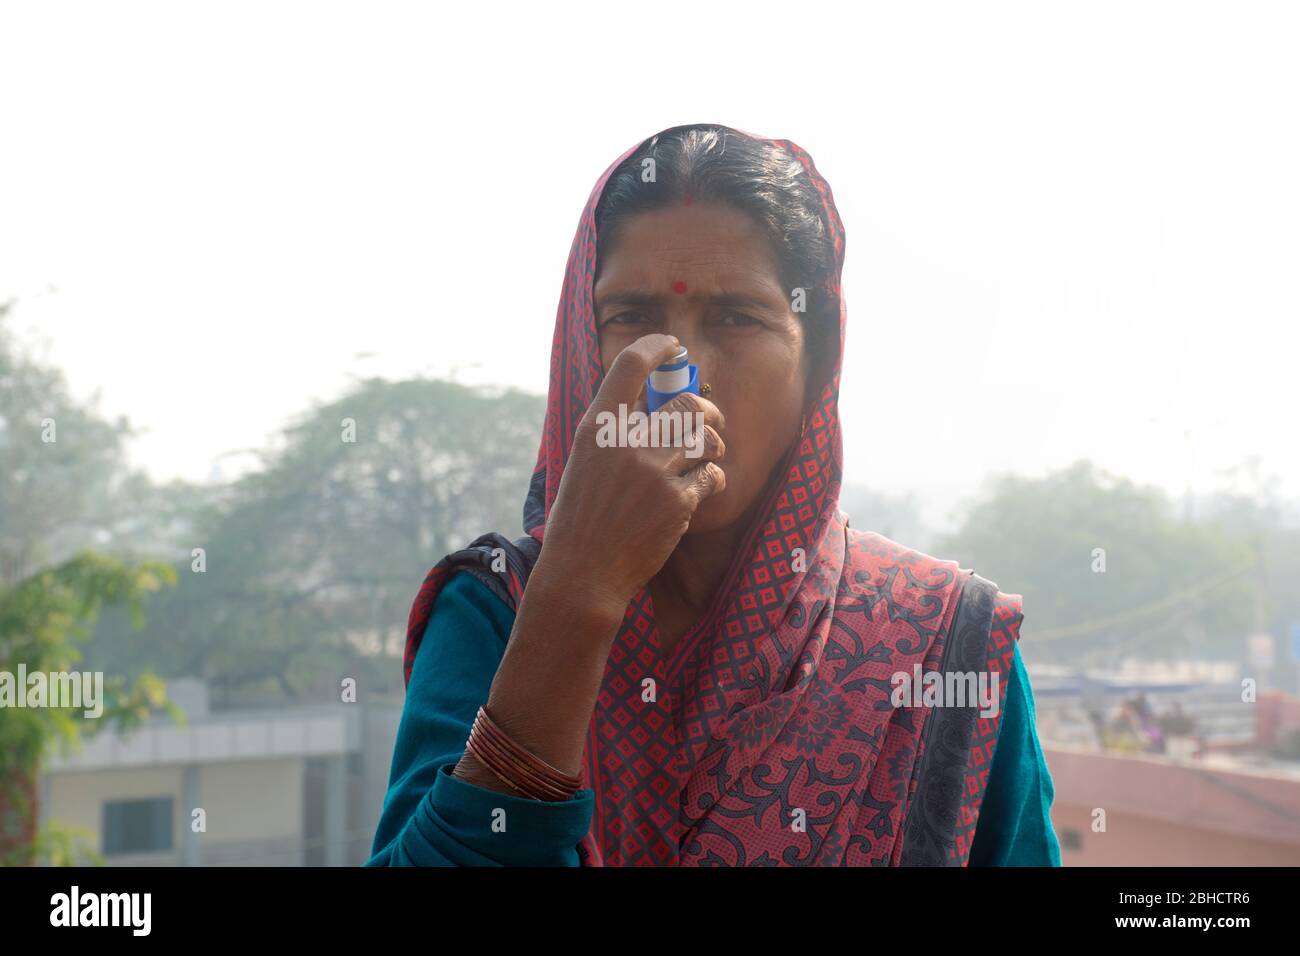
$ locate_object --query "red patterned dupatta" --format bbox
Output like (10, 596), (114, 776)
(403, 125), (1024, 866)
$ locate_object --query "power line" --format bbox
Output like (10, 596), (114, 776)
(1028, 561), (1258, 643)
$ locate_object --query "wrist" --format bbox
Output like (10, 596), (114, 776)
(454, 750), (516, 795)
(525, 552), (630, 633)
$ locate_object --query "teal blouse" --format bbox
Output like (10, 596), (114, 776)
(367, 571), (1061, 867)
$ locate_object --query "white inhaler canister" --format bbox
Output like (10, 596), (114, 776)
(646, 346), (700, 412)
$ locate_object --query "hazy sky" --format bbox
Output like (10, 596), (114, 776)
(3, 1), (1296, 528)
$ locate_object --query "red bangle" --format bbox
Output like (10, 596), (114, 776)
(474, 706), (582, 797)
(464, 705), (582, 801)
(469, 721), (571, 801)
(467, 708), (579, 801)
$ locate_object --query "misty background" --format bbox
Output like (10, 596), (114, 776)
(2, 1), (1298, 866)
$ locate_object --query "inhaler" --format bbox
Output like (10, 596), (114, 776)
(646, 346), (700, 412)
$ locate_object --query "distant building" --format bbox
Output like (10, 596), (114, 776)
(42, 675), (1300, 866)
(1047, 745), (1300, 865)
(40, 679), (400, 866)
(1034, 668), (1300, 865)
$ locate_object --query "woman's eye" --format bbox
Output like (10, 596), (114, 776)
(719, 312), (760, 327)
(607, 311), (650, 326)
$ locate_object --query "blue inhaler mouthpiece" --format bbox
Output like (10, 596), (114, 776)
(646, 345), (699, 412)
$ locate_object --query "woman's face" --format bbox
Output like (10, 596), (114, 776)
(594, 202), (813, 535)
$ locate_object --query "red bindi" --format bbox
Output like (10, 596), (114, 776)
(682, 193), (693, 206)
(672, 280), (687, 294)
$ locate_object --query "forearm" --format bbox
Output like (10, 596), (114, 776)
(368, 569), (598, 867)
(453, 556), (626, 793)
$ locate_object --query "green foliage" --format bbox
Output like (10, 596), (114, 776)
(0, 551), (179, 866)
(27, 821), (105, 867)
(1, 306), (179, 865)
(86, 377), (545, 705)
(934, 460), (1262, 664)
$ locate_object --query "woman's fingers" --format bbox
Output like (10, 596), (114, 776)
(667, 424), (724, 475)
(654, 391), (726, 474)
(657, 389), (726, 433)
(589, 350), (727, 474)
(678, 460), (727, 506)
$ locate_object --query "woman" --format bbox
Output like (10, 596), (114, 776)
(367, 124), (1060, 866)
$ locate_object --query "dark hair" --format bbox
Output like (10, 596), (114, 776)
(594, 124), (840, 370)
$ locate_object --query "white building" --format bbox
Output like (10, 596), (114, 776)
(40, 679), (401, 866)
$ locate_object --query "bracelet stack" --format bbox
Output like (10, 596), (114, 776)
(465, 705), (583, 801)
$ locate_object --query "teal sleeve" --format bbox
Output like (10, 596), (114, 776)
(365, 571), (594, 866)
(968, 642), (1062, 866)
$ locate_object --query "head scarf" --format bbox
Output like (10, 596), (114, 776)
(405, 124), (1024, 866)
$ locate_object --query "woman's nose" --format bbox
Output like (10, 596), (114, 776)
(660, 317), (696, 345)
(658, 320), (717, 396)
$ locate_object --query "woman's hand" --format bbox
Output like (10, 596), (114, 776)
(460, 334), (725, 787)
(532, 333), (727, 619)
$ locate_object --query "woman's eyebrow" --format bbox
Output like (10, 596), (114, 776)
(595, 289), (663, 310)
(595, 288), (779, 311)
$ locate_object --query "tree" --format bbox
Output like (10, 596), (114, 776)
(934, 460), (1260, 665)
(1, 303), (178, 864)
(838, 483), (929, 551)
(0, 553), (178, 865)
(86, 377), (546, 706)
(0, 302), (136, 584)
